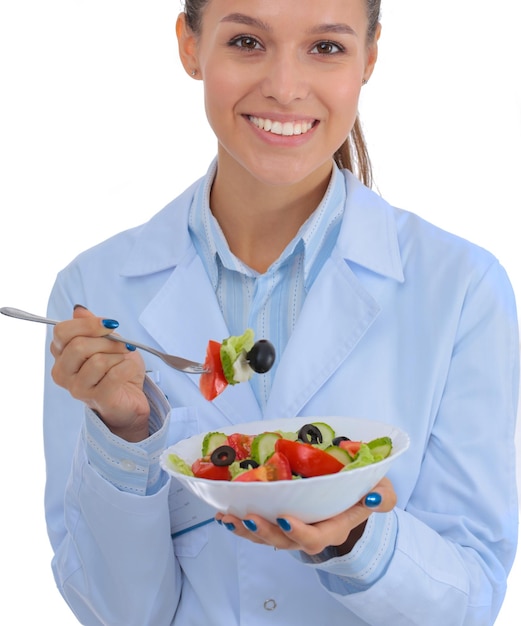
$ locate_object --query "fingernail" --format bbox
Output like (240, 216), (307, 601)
(126, 343), (136, 351)
(215, 518), (223, 525)
(364, 492), (382, 508)
(73, 304), (87, 310)
(276, 518), (291, 532)
(102, 319), (119, 329)
(224, 522), (235, 531)
(242, 519), (257, 532)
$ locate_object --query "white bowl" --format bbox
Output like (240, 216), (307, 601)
(160, 416), (409, 524)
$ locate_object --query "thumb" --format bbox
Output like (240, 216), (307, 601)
(73, 304), (96, 320)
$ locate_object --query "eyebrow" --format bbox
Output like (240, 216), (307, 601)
(220, 13), (358, 37)
(220, 13), (272, 31)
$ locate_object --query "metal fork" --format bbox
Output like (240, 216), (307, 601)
(0, 306), (208, 374)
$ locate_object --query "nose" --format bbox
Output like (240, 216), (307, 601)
(260, 52), (309, 104)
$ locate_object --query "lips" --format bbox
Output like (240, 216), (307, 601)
(248, 115), (315, 137)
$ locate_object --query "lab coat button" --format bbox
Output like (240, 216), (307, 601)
(120, 459), (136, 471)
(263, 599), (277, 611)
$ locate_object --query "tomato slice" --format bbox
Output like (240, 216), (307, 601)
(339, 440), (362, 458)
(199, 340), (228, 401)
(233, 451), (292, 482)
(226, 433), (254, 460)
(275, 439), (344, 478)
(191, 458), (230, 481)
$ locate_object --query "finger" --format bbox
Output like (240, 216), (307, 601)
(217, 513), (302, 550)
(361, 477), (397, 513)
(216, 513), (267, 542)
(272, 477), (397, 555)
(51, 333), (131, 382)
(65, 352), (132, 401)
(51, 305), (121, 354)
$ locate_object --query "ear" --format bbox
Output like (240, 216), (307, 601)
(364, 22), (381, 82)
(176, 12), (200, 78)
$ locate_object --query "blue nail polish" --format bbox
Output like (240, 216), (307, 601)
(364, 492), (382, 508)
(243, 519), (257, 532)
(276, 518), (291, 532)
(224, 522), (235, 531)
(125, 343), (136, 351)
(102, 319), (119, 329)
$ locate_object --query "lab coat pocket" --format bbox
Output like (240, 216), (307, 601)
(166, 405), (201, 444)
(167, 406), (212, 557)
(172, 523), (210, 558)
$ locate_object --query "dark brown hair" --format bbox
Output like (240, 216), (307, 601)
(183, 0), (381, 187)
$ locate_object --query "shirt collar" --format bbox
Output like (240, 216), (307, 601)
(188, 159), (346, 287)
(119, 162), (404, 284)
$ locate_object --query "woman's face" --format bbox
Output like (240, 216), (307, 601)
(178, 0), (378, 188)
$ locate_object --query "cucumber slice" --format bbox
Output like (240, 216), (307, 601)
(201, 431), (227, 457)
(324, 445), (353, 466)
(275, 430), (299, 441)
(311, 421), (336, 449)
(251, 432), (282, 465)
(228, 461), (247, 480)
(167, 453), (194, 476)
(220, 329), (255, 384)
(367, 436), (393, 461)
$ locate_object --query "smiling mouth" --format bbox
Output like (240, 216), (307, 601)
(248, 115), (316, 137)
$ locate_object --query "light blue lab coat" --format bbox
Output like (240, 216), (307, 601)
(43, 169), (519, 625)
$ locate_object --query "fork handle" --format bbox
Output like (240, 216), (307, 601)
(0, 307), (61, 325)
(0, 306), (135, 350)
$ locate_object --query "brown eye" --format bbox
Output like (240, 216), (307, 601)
(311, 41), (343, 55)
(230, 36), (261, 51)
(318, 42), (334, 54)
(241, 37), (257, 49)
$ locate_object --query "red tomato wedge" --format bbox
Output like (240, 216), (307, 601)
(226, 433), (254, 460)
(199, 340), (228, 401)
(339, 440), (362, 458)
(275, 439), (344, 478)
(191, 458), (230, 481)
(233, 451), (292, 482)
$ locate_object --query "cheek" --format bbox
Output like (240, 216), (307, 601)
(202, 72), (239, 129)
(328, 83), (361, 127)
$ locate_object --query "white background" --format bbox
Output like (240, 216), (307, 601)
(0, 1), (520, 623)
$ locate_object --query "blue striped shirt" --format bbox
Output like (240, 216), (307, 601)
(188, 159), (345, 409)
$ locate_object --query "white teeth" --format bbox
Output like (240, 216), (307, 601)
(249, 116), (314, 136)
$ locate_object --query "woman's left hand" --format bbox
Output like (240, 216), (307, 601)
(215, 477), (396, 555)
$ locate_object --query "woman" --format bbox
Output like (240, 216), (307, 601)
(44, 0), (519, 624)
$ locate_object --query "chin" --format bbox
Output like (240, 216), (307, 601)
(243, 156), (330, 188)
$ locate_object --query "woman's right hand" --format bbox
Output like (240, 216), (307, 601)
(50, 305), (151, 442)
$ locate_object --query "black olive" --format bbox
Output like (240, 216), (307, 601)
(332, 436), (350, 446)
(210, 445), (236, 466)
(246, 340), (276, 374)
(239, 459), (260, 470)
(297, 424), (323, 445)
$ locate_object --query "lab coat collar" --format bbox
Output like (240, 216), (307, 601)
(120, 179), (201, 277)
(337, 170), (404, 283)
(120, 169), (404, 284)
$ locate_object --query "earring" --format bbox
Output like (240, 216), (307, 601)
(362, 78), (368, 85)
(191, 69), (197, 77)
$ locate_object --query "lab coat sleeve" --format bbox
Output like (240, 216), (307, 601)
(43, 274), (183, 626)
(307, 259), (520, 625)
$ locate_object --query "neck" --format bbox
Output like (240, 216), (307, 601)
(210, 154), (333, 273)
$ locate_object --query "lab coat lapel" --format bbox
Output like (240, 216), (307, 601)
(265, 170), (404, 420)
(265, 254), (381, 420)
